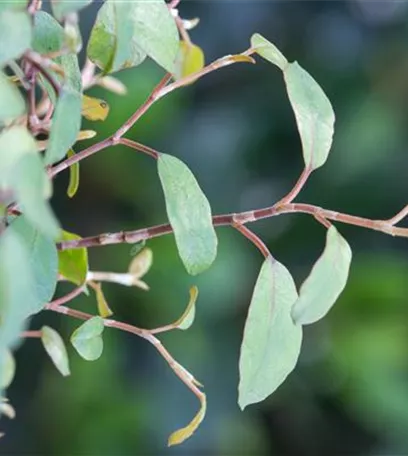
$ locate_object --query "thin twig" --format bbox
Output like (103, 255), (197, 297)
(118, 138), (160, 160)
(232, 223), (270, 259)
(21, 330), (42, 338)
(273, 166), (312, 207)
(24, 51), (61, 97)
(47, 285), (85, 309)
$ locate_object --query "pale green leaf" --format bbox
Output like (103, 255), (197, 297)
(0, 1), (28, 12)
(0, 9), (31, 66)
(0, 71), (25, 124)
(51, 0), (92, 21)
(10, 215), (58, 308)
(128, 247), (153, 278)
(238, 257), (302, 410)
(67, 149), (79, 198)
(157, 154), (217, 275)
(45, 87), (82, 165)
(292, 226), (352, 325)
(174, 286), (198, 330)
(58, 230), (88, 285)
(168, 393), (206, 446)
(71, 317), (104, 361)
(251, 33), (288, 71)
(1, 350), (16, 389)
(41, 326), (70, 376)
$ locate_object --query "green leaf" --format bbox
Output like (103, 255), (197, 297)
(0, 126), (60, 238)
(174, 286), (198, 330)
(175, 41), (205, 80)
(168, 392), (206, 446)
(67, 149), (79, 198)
(71, 317), (104, 361)
(251, 34), (335, 170)
(51, 0), (92, 21)
(41, 326), (70, 376)
(157, 154), (217, 275)
(0, 71), (26, 125)
(58, 230), (88, 286)
(0, 1), (28, 12)
(87, 0), (178, 74)
(10, 215), (58, 308)
(1, 350), (16, 389)
(292, 226), (352, 325)
(238, 257), (302, 410)
(45, 87), (82, 165)
(0, 9), (31, 66)
(251, 33), (288, 71)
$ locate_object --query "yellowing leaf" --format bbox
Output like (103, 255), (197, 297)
(67, 149), (79, 198)
(94, 283), (113, 318)
(128, 247), (153, 279)
(81, 95), (110, 121)
(58, 230), (88, 285)
(168, 393), (206, 446)
(77, 130), (97, 141)
(174, 286), (198, 330)
(175, 41), (204, 80)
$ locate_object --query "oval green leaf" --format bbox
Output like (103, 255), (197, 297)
(251, 33), (288, 71)
(238, 257), (302, 410)
(58, 230), (89, 286)
(0, 71), (25, 125)
(41, 326), (70, 377)
(0, 9), (31, 66)
(292, 226), (352, 325)
(71, 316), (104, 361)
(157, 154), (217, 275)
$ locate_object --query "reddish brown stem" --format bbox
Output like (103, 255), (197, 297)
(47, 285), (85, 309)
(118, 138), (160, 159)
(233, 223), (270, 259)
(21, 330), (42, 338)
(274, 166), (312, 207)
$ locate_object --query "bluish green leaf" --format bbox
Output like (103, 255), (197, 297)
(45, 87), (82, 165)
(251, 33), (288, 71)
(239, 257), (302, 410)
(58, 230), (88, 285)
(292, 226), (352, 325)
(71, 317), (104, 361)
(51, 0), (92, 21)
(0, 1), (28, 12)
(11, 215), (58, 308)
(0, 71), (25, 125)
(0, 9), (31, 66)
(41, 326), (70, 376)
(157, 154), (217, 275)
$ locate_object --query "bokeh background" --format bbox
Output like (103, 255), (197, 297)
(5, 1), (408, 454)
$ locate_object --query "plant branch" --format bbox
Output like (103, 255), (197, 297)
(273, 166), (312, 207)
(24, 51), (61, 97)
(21, 330), (42, 338)
(47, 285), (85, 309)
(232, 223), (270, 259)
(118, 138), (160, 160)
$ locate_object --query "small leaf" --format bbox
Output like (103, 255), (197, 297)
(175, 41), (205, 80)
(67, 149), (79, 198)
(71, 316), (104, 361)
(0, 9), (31, 66)
(58, 230), (89, 285)
(1, 350), (16, 389)
(45, 87), (82, 165)
(76, 130), (97, 141)
(168, 393), (206, 446)
(292, 226), (352, 325)
(51, 0), (92, 21)
(238, 257), (302, 410)
(94, 283), (113, 318)
(96, 75), (127, 95)
(0, 70), (26, 124)
(128, 247), (153, 279)
(41, 326), (70, 377)
(81, 95), (110, 121)
(158, 154), (217, 275)
(251, 33), (288, 71)
(174, 286), (198, 330)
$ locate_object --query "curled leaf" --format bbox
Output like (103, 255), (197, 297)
(66, 149), (79, 198)
(41, 326), (71, 377)
(168, 393), (206, 446)
(128, 247), (153, 289)
(94, 283), (113, 318)
(174, 286), (198, 330)
(81, 95), (110, 121)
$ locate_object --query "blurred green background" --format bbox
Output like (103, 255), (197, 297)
(5, 1), (408, 454)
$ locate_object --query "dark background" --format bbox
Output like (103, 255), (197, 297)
(5, 1), (408, 454)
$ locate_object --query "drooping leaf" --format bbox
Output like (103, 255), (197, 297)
(174, 286), (198, 330)
(238, 257), (302, 410)
(0, 9), (31, 66)
(94, 283), (113, 318)
(292, 226), (352, 325)
(11, 215), (58, 308)
(58, 230), (88, 285)
(0, 126), (60, 238)
(45, 87), (82, 165)
(157, 154), (217, 275)
(81, 95), (110, 121)
(175, 41), (205, 80)
(168, 393), (206, 446)
(51, 0), (92, 21)
(0, 350), (15, 389)
(87, 0), (178, 74)
(41, 326), (70, 377)
(67, 149), (79, 198)
(251, 34), (335, 170)
(0, 71), (25, 125)
(251, 33), (288, 71)
(71, 317), (104, 361)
